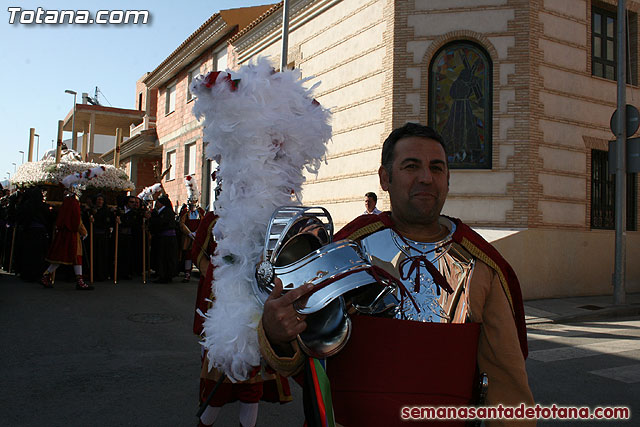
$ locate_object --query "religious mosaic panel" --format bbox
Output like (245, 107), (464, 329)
(429, 41), (492, 169)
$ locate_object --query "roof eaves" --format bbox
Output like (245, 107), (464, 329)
(229, 2), (283, 44)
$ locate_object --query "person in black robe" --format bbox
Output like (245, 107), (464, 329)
(115, 196), (139, 280)
(16, 187), (53, 281)
(84, 194), (114, 282)
(147, 195), (178, 283)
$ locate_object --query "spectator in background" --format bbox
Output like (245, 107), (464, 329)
(363, 191), (381, 215)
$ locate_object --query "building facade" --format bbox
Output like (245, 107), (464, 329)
(226, 0), (640, 298)
(144, 6), (273, 210)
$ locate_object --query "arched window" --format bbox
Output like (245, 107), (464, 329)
(429, 41), (492, 169)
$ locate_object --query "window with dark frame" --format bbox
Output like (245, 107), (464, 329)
(184, 142), (196, 176)
(592, 6), (638, 84)
(592, 7), (617, 80)
(166, 150), (176, 181)
(165, 84), (176, 115)
(187, 67), (200, 102)
(590, 149), (637, 230)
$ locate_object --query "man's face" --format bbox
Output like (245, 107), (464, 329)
(133, 198), (141, 209)
(127, 198), (136, 209)
(378, 136), (449, 228)
(364, 196), (376, 212)
(95, 196), (104, 208)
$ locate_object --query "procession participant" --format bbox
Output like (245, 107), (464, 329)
(180, 177), (205, 283)
(136, 183), (163, 278)
(2, 191), (21, 272)
(16, 187), (52, 281)
(146, 194), (177, 283)
(191, 208), (292, 427)
(259, 123), (534, 426)
(86, 194), (114, 282)
(363, 191), (381, 215)
(115, 196), (139, 280)
(131, 195), (145, 276)
(40, 191), (93, 290)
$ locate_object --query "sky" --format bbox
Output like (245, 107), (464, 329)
(0, 0), (275, 186)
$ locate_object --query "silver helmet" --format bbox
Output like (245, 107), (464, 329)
(254, 206), (399, 358)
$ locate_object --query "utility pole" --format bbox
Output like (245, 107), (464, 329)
(280, 0), (290, 71)
(614, 0), (627, 305)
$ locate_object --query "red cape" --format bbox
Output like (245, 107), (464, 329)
(334, 211), (528, 359)
(191, 212), (217, 336)
(46, 195), (82, 265)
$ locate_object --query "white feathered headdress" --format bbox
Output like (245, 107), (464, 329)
(184, 175), (199, 202)
(190, 57), (332, 381)
(137, 183), (163, 202)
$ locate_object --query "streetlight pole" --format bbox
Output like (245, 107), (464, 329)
(18, 151), (24, 164)
(12, 163), (16, 173)
(65, 89), (77, 151)
(280, 0), (290, 71)
(34, 133), (40, 160)
(613, 0), (627, 305)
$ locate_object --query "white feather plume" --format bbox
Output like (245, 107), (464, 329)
(137, 183), (163, 201)
(190, 58), (331, 381)
(185, 175), (199, 202)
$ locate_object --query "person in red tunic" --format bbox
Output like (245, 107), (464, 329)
(40, 193), (93, 290)
(192, 210), (292, 427)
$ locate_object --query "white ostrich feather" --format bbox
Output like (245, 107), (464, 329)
(137, 183), (163, 201)
(190, 58), (331, 381)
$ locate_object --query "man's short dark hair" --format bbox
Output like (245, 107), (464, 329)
(364, 192), (377, 202)
(381, 123), (447, 179)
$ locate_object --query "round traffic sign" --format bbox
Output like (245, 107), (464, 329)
(610, 104), (640, 137)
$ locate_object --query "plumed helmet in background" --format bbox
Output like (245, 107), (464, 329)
(185, 175), (199, 203)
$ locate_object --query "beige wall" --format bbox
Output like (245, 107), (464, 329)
(233, 0), (390, 229)
(228, 0), (640, 298)
(397, 0), (525, 227)
(489, 228), (640, 299)
(536, 0), (640, 229)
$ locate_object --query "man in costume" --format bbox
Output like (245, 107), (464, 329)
(115, 196), (140, 280)
(363, 191), (381, 215)
(259, 123), (534, 426)
(191, 198), (292, 427)
(147, 194), (178, 283)
(180, 181), (205, 283)
(84, 194), (114, 282)
(16, 187), (52, 281)
(41, 191), (93, 290)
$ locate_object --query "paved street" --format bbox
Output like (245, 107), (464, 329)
(0, 271), (303, 427)
(2, 269), (639, 426)
(527, 318), (640, 425)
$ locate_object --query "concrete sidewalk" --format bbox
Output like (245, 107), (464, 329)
(525, 292), (640, 324)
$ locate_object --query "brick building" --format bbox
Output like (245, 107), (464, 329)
(102, 73), (161, 195)
(222, 0), (639, 299)
(114, 0), (639, 298)
(142, 5), (273, 210)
